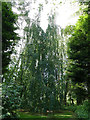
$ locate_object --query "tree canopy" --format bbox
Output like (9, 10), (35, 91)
(2, 2), (19, 74)
(67, 12), (89, 104)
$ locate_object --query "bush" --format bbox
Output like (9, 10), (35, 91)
(75, 100), (89, 119)
(2, 81), (22, 119)
(65, 105), (77, 112)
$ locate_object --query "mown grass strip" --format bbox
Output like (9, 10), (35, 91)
(17, 110), (77, 119)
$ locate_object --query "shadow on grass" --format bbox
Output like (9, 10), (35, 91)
(14, 110), (80, 120)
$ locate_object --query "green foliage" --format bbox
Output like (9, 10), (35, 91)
(65, 105), (77, 112)
(64, 25), (75, 35)
(75, 100), (89, 119)
(1, 1), (89, 120)
(17, 13), (66, 113)
(2, 81), (22, 119)
(2, 2), (19, 74)
(67, 13), (89, 80)
(3, 2), (89, 117)
(67, 12), (89, 104)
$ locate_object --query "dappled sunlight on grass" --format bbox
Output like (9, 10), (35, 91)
(17, 110), (76, 119)
(17, 112), (48, 118)
(54, 114), (73, 118)
(53, 111), (76, 118)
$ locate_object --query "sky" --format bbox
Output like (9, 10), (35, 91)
(12, 0), (80, 58)
(13, 0), (80, 31)
(39, 0), (80, 30)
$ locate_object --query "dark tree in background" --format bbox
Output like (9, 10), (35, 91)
(2, 2), (19, 74)
(2, 2), (21, 119)
(67, 11), (89, 104)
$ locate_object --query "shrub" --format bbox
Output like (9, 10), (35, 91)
(75, 100), (89, 119)
(2, 82), (22, 119)
(65, 105), (77, 112)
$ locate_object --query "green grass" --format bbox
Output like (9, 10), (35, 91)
(17, 111), (47, 118)
(17, 110), (77, 119)
(53, 111), (76, 118)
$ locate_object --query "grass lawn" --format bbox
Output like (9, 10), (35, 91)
(17, 110), (77, 120)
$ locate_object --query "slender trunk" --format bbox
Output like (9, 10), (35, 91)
(64, 81), (68, 106)
(60, 53), (63, 107)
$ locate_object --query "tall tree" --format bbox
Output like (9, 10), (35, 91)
(67, 12), (89, 104)
(2, 2), (19, 74)
(17, 13), (62, 113)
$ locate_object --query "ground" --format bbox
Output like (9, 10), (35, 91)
(17, 109), (78, 120)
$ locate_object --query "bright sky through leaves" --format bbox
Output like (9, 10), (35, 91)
(12, 0), (80, 56)
(13, 0), (80, 31)
(39, 0), (80, 30)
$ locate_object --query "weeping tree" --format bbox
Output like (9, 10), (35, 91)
(3, 0), (68, 116)
(17, 12), (67, 113)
